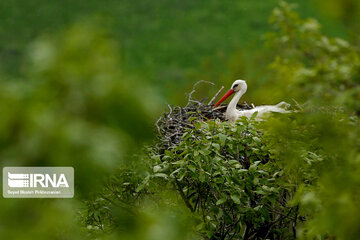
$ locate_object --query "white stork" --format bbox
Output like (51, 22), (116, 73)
(213, 80), (290, 122)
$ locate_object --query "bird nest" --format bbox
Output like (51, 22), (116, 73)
(154, 81), (254, 152)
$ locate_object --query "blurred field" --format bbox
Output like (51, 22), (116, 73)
(0, 0), (354, 104)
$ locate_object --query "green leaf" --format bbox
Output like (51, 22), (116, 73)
(249, 161), (261, 172)
(199, 173), (205, 182)
(188, 165), (196, 173)
(170, 168), (182, 177)
(195, 222), (204, 231)
(199, 149), (210, 155)
(154, 173), (168, 178)
(257, 170), (269, 175)
(189, 116), (198, 122)
(218, 133), (227, 144)
(212, 143), (220, 151)
(172, 160), (185, 165)
(230, 194), (241, 204)
(153, 165), (161, 173)
(228, 160), (239, 165)
(164, 150), (173, 157)
(251, 111), (258, 120)
(151, 155), (161, 161)
(216, 198), (227, 205)
(135, 184), (145, 193)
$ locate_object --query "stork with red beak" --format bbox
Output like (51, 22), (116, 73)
(213, 80), (290, 122)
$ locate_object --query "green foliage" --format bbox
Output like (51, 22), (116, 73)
(266, 1), (360, 114)
(260, 2), (360, 239)
(0, 22), (160, 239)
(262, 111), (360, 240)
(150, 118), (297, 239)
(82, 160), (197, 240)
(0, 22), (159, 196)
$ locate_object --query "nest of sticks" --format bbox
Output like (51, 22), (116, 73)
(155, 81), (254, 152)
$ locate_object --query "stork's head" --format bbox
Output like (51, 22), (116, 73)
(231, 79), (247, 93)
(213, 80), (247, 108)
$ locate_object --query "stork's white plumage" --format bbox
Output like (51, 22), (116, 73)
(213, 80), (290, 122)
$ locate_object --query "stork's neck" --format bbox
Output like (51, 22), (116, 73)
(227, 90), (245, 114)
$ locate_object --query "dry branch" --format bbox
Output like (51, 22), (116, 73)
(208, 86), (224, 105)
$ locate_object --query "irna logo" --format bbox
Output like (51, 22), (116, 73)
(8, 172), (69, 188)
(3, 167), (74, 198)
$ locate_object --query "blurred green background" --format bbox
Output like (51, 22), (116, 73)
(0, 0), (358, 104)
(0, 0), (359, 239)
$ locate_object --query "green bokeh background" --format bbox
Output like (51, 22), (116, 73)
(0, 0), (358, 104)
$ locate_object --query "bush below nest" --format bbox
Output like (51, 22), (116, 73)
(150, 113), (298, 239)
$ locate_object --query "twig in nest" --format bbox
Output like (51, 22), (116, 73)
(155, 116), (162, 134)
(208, 86), (224, 105)
(185, 80), (214, 108)
(291, 98), (303, 111)
(212, 105), (227, 111)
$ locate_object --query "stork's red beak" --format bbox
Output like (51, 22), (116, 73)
(213, 89), (235, 108)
